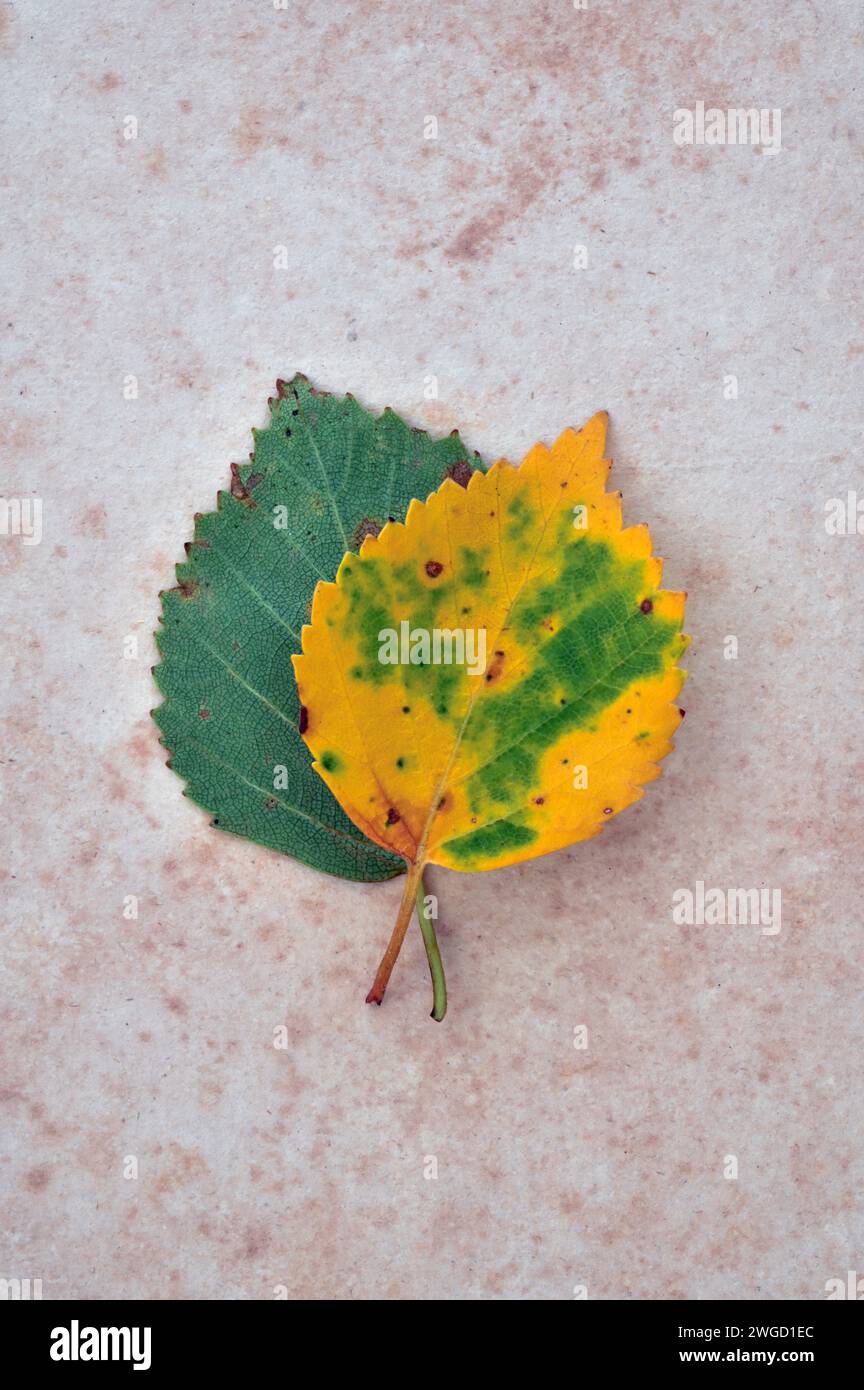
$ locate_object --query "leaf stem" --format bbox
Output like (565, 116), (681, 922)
(365, 859), (426, 1009)
(416, 869), (447, 1022)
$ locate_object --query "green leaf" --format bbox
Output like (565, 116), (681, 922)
(152, 375), (483, 881)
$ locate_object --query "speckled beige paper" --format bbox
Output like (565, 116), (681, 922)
(1, 0), (862, 1300)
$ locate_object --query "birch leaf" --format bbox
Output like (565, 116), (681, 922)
(293, 413), (688, 1005)
(153, 375), (482, 881)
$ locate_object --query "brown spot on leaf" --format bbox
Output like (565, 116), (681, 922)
(198, 707), (210, 720)
(425, 560), (444, 577)
(350, 516), (381, 548)
(385, 808), (401, 826)
(445, 459), (473, 488)
(640, 598), (653, 613)
(229, 463), (259, 506)
(178, 579), (199, 599)
(298, 705), (308, 734)
(485, 649), (506, 683)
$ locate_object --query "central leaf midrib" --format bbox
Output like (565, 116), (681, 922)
(410, 461), (562, 867)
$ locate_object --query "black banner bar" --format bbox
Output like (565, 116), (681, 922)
(3, 1298), (860, 1374)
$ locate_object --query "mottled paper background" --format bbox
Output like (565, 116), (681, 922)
(2, 0), (862, 1300)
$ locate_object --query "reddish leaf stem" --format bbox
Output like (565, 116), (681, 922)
(365, 859), (426, 1008)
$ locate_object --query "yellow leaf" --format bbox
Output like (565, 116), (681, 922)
(293, 414), (688, 1009)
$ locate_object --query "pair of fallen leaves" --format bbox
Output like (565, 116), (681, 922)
(154, 376), (688, 1020)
